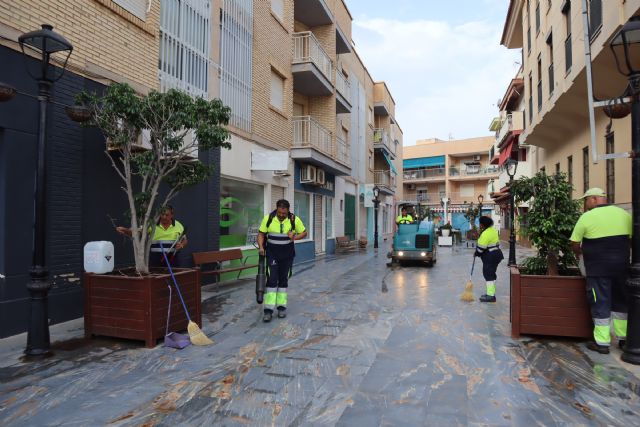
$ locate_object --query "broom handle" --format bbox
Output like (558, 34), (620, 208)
(160, 242), (192, 323)
(470, 255), (476, 277)
(165, 283), (172, 336)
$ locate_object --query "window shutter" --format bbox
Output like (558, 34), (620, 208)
(113, 0), (148, 20)
(270, 70), (284, 110)
(271, 0), (284, 20)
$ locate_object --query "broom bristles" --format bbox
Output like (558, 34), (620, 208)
(187, 321), (214, 346)
(460, 280), (474, 302)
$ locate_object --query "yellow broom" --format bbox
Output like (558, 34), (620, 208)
(460, 256), (477, 302)
(162, 243), (214, 346)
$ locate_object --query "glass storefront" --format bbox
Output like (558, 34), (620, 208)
(294, 191), (311, 239)
(220, 178), (264, 248)
(325, 196), (333, 238)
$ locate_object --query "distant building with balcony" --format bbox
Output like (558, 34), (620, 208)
(402, 136), (498, 231)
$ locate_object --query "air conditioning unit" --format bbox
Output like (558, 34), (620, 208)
(472, 155), (481, 161)
(300, 164), (317, 183)
(273, 170), (291, 177)
(315, 168), (326, 185)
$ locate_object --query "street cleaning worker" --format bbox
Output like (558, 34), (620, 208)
(396, 207), (414, 225)
(116, 205), (187, 266)
(570, 188), (631, 354)
(475, 216), (504, 302)
(257, 199), (307, 322)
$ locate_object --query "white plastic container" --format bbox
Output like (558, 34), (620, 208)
(84, 241), (114, 274)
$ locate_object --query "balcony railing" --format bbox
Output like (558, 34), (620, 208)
(403, 168), (446, 181)
(373, 128), (396, 155)
(336, 135), (350, 166)
(447, 192), (491, 205)
(374, 169), (395, 189)
(496, 111), (524, 145)
(336, 70), (351, 104)
(293, 31), (332, 81)
(449, 165), (500, 177)
(293, 115), (332, 157)
(403, 192), (430, 203)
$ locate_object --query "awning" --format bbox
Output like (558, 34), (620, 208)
(403, 155), (445, 169)
(498, 134), (519, 166)
(382, 151), (398, 175)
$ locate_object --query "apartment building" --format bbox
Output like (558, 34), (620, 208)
(0, 0), (221, 337)
(402, 137), (498, 231)
(487, 68), (536, 242)
(502, 0), (640, 209)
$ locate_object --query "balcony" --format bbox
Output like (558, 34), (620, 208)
(292, 32), (333, 97)
(402, 192), (431, 204)
(373, 128), (396, 159)
(291, 116), (350, 176)
(403, 168), (446, 182)
(448, 165), (500, 181)
(335, 70), (351, 113)
(374, 82), (393, 117)
(496, 111), (524, 146)
(447, 192), (492, 206)
(294, 0), (333, 27)
(373, 170), (396, 195)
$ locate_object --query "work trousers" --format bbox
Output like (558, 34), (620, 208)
(586, 275), (629, 346)
(264, 253), (293, 314)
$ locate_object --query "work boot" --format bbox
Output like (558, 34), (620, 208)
(479, 294), (496, 303)
(586, 342), (610, 354)
(277, 309), (287, 318)
(619, 339), (626, 350)
(263, 312), (273, 323)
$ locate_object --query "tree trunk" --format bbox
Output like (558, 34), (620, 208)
(547, 251), (559, 276)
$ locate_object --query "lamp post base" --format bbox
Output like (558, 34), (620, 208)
(25, 268), (52, 357)
(622, 269), (640, 365)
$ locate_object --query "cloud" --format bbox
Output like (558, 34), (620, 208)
(352, 17), (521, 145)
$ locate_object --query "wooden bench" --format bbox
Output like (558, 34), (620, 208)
(336, 236), (356, 252)
(192, 249), (258, 283)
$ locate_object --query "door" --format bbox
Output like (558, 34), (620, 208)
(344, 193), (356, 240)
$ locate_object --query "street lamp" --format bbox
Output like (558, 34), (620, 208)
(505, 158), (518, 266)
(19, 25), (73, 357)
(610, 19), (640, 365)
(373, 186), (380, 249)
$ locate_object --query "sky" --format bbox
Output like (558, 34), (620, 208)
(346, 0), (522, 146)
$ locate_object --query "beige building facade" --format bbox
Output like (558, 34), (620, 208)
(502, 0), (640, 210)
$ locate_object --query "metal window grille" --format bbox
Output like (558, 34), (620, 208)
(220, 0), (253, 132)
(159, 0), (211, 98)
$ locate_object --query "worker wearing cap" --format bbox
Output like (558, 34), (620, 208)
(570, 188), (631, 355)
(396, 207), (414, 225)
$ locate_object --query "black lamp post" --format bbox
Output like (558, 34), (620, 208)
(610, 18), (640, 365)
(505, 158), (518, 266)
(373, 186), (380, 249)
(18, 25), (73, 357)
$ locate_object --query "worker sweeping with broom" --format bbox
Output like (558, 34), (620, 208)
(474, 216), (504, 303)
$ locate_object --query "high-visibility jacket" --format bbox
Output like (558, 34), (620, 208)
(475, 226), (503, 262)
(150, 220), (184, 253)
(570, 204), (631, 276)
(396, 214), (413, 225)
(259, 213), (306, 257)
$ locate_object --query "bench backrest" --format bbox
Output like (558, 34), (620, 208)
(336, 236), (349, 243)
(193, 249), (243, 266)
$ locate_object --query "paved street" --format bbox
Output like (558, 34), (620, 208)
(2, 245), (640, 426)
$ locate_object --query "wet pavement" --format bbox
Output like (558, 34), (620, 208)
(1, 244), (640, 426)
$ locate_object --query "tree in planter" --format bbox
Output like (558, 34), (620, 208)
(464, 202), (480, 239)
(509, 171), (582, 275)
(78, 83), (231, 274)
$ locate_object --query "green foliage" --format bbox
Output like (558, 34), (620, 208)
(519, 255), (548, 275)
(440, 223), (452, 230)
(509, 171), (581, 275)
(78, 83), (232, 273)
(463, 203), (479, 229)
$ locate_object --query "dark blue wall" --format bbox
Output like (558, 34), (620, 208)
(0, 46), (221, 338)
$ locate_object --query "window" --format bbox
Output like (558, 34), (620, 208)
(555, 162), (560, 175)
(537, 55), (543, 111)
(368, 106), (374, 126)
(606, 133), (615, 203)
(114, 0), (147, 20)
(460, 184), (475, 198)
(220, 178), (264, 248)
(567, 155), (573, 187)
(325, 197), (333, 238)
(535, 1), (541, 34)
(417, 189), (429, 202)
(383, 205), (389, 234)
(583, 146), (589, 192)
(563, 0), (572, 72)
(588, 0), (602, 40)
(159, 0), (211, 98)
(271, 0), (284, 21)
(294, 192), (311, 239)
(528, 74), (533, 123)
(527, 24), (532, 54)
(519, 148), (527, 162)
(369, 150), (374, 170)
(547, 31), (554, 95)
(270, 69), (284, 110)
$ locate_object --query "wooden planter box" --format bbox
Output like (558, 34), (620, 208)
(84, 268), (201, 348)
(510, 266), (592, 339)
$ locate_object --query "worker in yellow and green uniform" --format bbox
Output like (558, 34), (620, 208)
(257, 199), (307, 322)
(570, 188), (631, 355)
(396, 207), (414, 225)
(116, 205), (187, 266)
(475, 216), (504, 302)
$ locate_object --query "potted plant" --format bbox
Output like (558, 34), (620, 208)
(78, 83), (231, 347)
(464, 203), (480, 240)
(508, 171), (592, 339)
